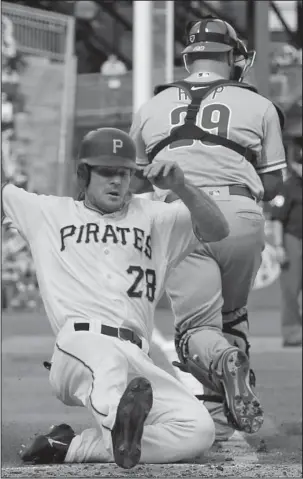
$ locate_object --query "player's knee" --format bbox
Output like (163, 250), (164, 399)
(186, 406), (215, 456)
(195, 409), (215, 452)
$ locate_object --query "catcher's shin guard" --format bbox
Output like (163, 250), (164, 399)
(222, 310), (251, 356)
(222, 310), (257, 388)
(174, 327), (224, 399)
(174, 355), (223, 396)
(174, 327), (225, 401)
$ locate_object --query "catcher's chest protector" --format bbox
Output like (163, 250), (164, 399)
(149, 80), (284, 167)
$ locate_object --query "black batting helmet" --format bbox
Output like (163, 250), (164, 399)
(76, 127), (139, 197)
(78, 127), (139, 170)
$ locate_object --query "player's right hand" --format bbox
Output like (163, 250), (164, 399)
(142, 161), (185, 191)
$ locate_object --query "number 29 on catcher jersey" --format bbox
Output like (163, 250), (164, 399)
(169, 103), (231, 150)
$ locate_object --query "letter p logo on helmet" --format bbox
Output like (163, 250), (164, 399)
(77, 127), (140, 171)
(113, 138), (123, 154)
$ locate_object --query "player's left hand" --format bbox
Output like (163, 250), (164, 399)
(142, 161), (185, 191)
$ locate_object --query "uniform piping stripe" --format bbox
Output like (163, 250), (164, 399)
(55, 342), (112, 431)
(256, 160), (287, 173)
(256, 159), (286, 168)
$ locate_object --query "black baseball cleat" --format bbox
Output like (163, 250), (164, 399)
(112, 377), (153, 469)
(19, 423), (75, 464)
(218, 348), (264, 434)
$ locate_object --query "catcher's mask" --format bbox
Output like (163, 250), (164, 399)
(76, 127), (139, 199)
(182, 16), (256, 82)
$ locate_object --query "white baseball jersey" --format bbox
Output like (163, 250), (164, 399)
(130, 72), (286, 202)
(2, 184), (199, 341)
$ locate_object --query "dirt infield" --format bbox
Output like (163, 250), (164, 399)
(2, 462), (302, 478)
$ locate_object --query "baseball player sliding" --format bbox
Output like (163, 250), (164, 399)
(2, 128), (229, 468)
(130, 16), (286, 440)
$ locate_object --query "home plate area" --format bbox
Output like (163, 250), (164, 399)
(2, 308), (302, 478)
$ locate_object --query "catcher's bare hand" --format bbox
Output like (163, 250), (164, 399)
(142, 161), (185, 191)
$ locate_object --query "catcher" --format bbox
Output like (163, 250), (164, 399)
(130, 17), (286, 440)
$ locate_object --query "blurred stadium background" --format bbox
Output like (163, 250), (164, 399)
(1, 0), (302, 316)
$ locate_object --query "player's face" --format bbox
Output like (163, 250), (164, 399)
(87, 166), (133, 212)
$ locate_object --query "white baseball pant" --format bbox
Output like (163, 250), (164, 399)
(49, 318), (215, 463)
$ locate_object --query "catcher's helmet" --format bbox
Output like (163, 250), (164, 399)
(182, 17), (256, 81)
(76, 127), (139, 197)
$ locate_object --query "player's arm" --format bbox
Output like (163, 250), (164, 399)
(259, 170), (284, 202)
(267, 183), (292, 265)
(144, 161), (229, 243)
(129, 109), (154, 194)
(256, 103), (286, 202)
(2, 164), (43, 241)
(268, 182), (292, 227)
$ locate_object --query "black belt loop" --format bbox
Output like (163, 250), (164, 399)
(74, 322), (89, 331)
(101, 324), (119, 338)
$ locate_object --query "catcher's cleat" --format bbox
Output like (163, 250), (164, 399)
(19, 423), (75, 464)
(218, 349), (264, 434)
(112, 377), (153, 469)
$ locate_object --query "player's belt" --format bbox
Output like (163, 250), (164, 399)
(228, 185), (255, 199)
(165, 185), (255, 203)
(43, 324), (143, 372)
(74, 323), (143, 349)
